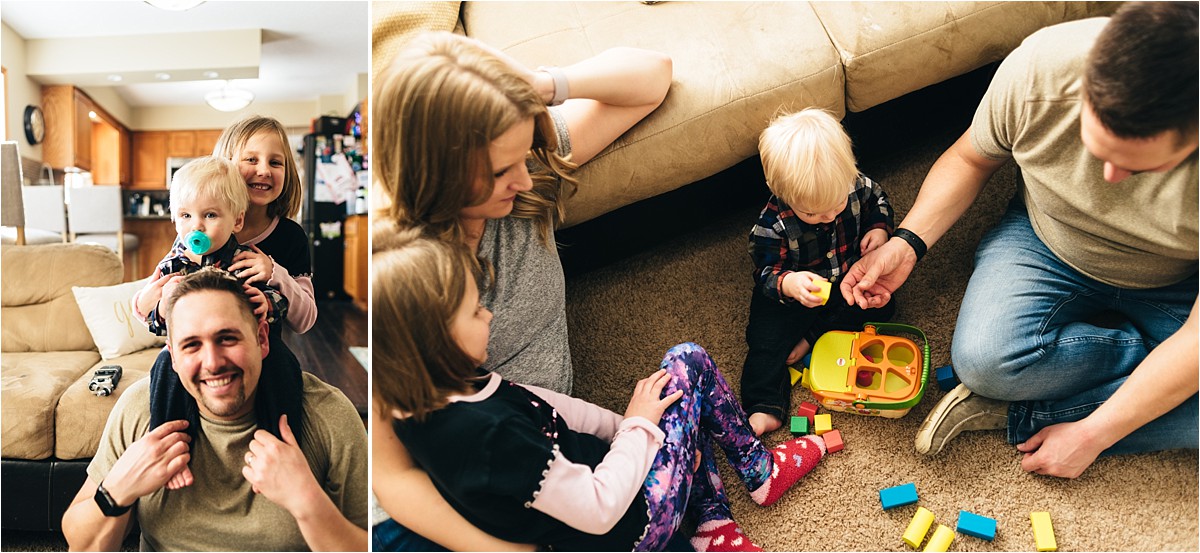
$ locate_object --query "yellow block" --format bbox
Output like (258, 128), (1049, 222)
(813, 413), (832, 435)
(1031, 511), (1057, 552)
(923, 525), (954, 552)
(813, 279), (831, 305)
(789, 366), (803, 386)
(903, 507), (935, 549)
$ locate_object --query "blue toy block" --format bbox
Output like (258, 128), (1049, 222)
(800, 352), (812, 369)
(957, 510), (997, 541)
(879, 482), (918, 510)
(935, 364), (959, 392)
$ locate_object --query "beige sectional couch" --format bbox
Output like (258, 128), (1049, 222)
(376, 1), (1117, 226)
(1, 243), (159, 530)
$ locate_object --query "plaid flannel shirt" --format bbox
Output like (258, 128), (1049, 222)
(145, 235), (289, 335)
(749, 173), (894, 304)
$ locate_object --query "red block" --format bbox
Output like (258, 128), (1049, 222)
(823, 429), (844, 453)
(797, 401), (819, 425)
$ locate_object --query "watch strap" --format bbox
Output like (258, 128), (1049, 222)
(95, 482), (132, 517)
(893, 228), (927, 262)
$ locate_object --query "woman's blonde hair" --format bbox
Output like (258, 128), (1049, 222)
(373, 31), (577, 248)
(212, 115), (304, 220)
(371, 218), (485, 421)
(170, 156), (249, 220)
(759, 108), (857, 212)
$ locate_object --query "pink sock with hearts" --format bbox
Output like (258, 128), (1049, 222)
(690, 519), (762, 552)
(748, 435), (825, 507)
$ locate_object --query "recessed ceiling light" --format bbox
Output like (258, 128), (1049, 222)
(106, 74), (123, 82)
(144, 0), (205, 10)
(88, 111), (98, 120)
(203, 71), (219, 79)
(155, 73), (171, 81)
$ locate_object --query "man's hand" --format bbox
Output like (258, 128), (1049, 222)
(1017, 421), (1107, 479)
(229, 245), (275, 285)
(242, 415), (320, 516)
(781, 271), (827, 308)
(624, 369), (683, 426)
(103, 420), (192, 505)
(840, 238), (916, 309)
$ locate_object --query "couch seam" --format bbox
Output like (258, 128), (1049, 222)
(834, 2), (1010, 65)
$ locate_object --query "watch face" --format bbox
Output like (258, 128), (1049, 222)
(24, 105), (45, 146)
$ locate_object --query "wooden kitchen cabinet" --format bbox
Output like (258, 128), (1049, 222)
(195, 130), (222, 155)
(131, 129), (224, 188)
(132, 132), (168, 189)
(42, 85), (94, 171)
(166, 131), (196, 158)
(344, 214), (368, 309)
(124, 218), (176, 281)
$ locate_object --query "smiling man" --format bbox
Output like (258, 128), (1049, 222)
(62, 268), (367, 551)
(839, 1), (1197, 478)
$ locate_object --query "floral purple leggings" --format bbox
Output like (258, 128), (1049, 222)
(635, 342), (774, 551)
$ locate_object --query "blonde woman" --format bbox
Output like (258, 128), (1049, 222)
(372, 32), (672, 550)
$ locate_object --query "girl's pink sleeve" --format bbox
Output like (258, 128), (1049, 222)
(521, 384), (623, 440)
(268, 261), (317, 334)
(527, 417), (663, 534)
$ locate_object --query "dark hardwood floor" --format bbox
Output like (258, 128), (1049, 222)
(282, 300), (368, 417)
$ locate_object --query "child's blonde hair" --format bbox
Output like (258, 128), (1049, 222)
(170, 156), (249, 219)
(373, 31), (577, 248)
(212, 115), (304, 220)
(371, 218), (485, 422)
(759, 108), (857, 212)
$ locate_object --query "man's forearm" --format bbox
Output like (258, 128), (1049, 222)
(899, 129), (1005, 249)
(62, 478), (133, 552)
(292, 495), (367, 552)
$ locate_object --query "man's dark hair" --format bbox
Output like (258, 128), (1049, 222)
(1085, 1), (1199, 140)
(161, 267), (306, 448)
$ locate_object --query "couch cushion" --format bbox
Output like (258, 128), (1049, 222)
(1, 351), (100, 460)
(55, 348), (158, 460)
(2, 243), (122, 353)
(463, 1), (845, 226)
(372, 1), (462, 82)
(812, 1), (1122, 112)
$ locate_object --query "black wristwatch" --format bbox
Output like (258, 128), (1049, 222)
(94, 481), (132, 517)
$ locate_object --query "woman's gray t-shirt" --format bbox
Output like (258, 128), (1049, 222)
(477, 108), (573, 394)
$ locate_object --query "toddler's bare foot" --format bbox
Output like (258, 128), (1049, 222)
(165, 466), (194, 490)
(785, 338), (811, 366)
(748, 413), (782, 437)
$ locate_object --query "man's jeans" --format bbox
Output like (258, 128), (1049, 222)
(952, 204), (1198, 455)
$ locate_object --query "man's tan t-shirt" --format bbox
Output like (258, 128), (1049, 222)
(971, 17), (1198, 289)
(87, 373), (368, 551)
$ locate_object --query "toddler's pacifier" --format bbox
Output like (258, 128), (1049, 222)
(185, 230), (211, 255)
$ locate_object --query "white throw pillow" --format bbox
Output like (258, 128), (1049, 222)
(72, 277), (165, 359)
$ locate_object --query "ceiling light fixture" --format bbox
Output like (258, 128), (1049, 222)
(144, 0), (205, 10)
(203, 71), (219, 79)
(106, 74), (123, 82)
(205, 81), (254, 112)
(155, 73), (172, 81)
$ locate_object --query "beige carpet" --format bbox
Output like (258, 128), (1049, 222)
(563, 130), (1199, 551)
